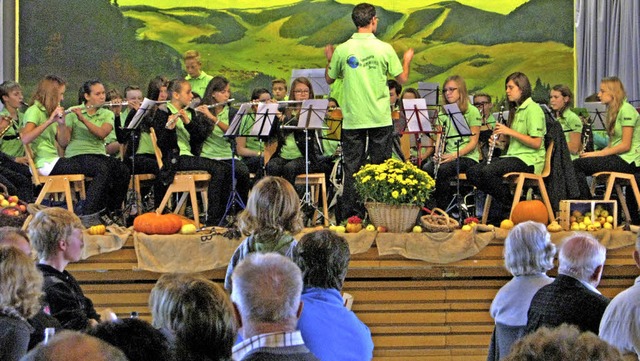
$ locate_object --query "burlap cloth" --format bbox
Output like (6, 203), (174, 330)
(133, 228), (377, 273)
(81, 225), (131, 260)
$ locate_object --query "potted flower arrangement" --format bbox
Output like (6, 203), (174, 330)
(354, 158), (435, 232)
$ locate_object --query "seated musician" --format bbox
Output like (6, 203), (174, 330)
(549, 84), (582, 159)
(422, 75), (481, 211)
(265, 77), (332, 188)
(0, 80), (33, 202)
(237, 88), (277, 179)
(152, 78), (231, 226)
(322, 97), (341, 159)
(195, 75), (251, 208)
(572, 76), (640, 224)
(104, 89), (123, 157)
(401, 87), (434, 166)
(473, 92), (498, 162)
(388, 79), (406, 161)
(467, 72), (546, 221)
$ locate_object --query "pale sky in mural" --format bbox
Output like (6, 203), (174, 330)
(116, 0), (529, 14)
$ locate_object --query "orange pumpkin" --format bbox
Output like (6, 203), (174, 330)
(133, 212), (183, 235)
(511, 200), (549, 225)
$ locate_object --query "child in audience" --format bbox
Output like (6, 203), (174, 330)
(224, 176), (304, 290)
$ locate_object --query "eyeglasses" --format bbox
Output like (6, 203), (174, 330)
(474, 101), (490, 106)
(443, 87), (458, 93)
(294, 89), (310, 94)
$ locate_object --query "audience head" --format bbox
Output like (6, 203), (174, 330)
(558, 234), (606, 286)
(504, 221), (556, 276)
(0, 246), (43, 320)
(237, 176), (303, 240)
(149, 273), (236, 361)
(231, 253), (303, 337)
(0, 226), (31, 256)
(21, 331), (128, 361)
(88, 318), (172, 361)
(352, 3), (376, 29)
(28, 207), (83, 262)
(294, 230), (350, 291)
(147, 76), (169, 102)
(0, 80), (23, 107)
(504, 324), (622, 361)
(32, 74), (67, 115)
(443, 75), (470, 113)
(271, 78), (287, 101)
(289, 77), (314, 101)
(183, 50), (204, 79)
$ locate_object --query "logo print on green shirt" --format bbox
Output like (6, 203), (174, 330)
(347, 55), (359, 69)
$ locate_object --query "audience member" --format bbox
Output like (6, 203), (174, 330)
(224, 176), (304, 290)
(28, 208), (101, 330)
(0, 246), (43, 361)
(599, 234), (640, 359)
(21, 331), (128, 361)
(525, 234), (609, 334)
(231, 253), (319, 361)
(504, 324), (622, 361)
(0, 226), (62, 350)
(88, 317), (172, 361)
(149, 273), (236, 361)
(293, 230), (373, 361)
(487, 221), (556, 360)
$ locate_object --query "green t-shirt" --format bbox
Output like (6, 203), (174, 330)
(186, 71), (213, 99)
(64, 105), (114, 158)
(167, 103), (194, 157)
(201, 106), (234, 160)
(0, 108), (25, 157)
(24, 102), (59, 169)
(503, 97), (546, 174)
(328, 33), (403, 130)
(611, 101), (640, 166)
(558, 108), (582, 160)
(280, 133), (302, 160)
(137, 132), (154, 155)
(438, 105), (482, 162)
(484, 114), (497, 128)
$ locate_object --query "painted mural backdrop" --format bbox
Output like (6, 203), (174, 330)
(19, 0), (573, 106)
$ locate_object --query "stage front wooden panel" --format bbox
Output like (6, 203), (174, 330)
(67, 238), (639, 361)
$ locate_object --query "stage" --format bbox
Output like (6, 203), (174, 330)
(68, 228), (639, 361)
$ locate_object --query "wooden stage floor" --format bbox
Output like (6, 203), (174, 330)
(67, 233), (639, 361)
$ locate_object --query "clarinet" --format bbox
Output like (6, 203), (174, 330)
(580, 116), (593, 154)
(486, 105), (504, 165)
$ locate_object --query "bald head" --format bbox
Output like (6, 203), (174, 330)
(21, 331), (128, 361)
(559, 234), (606, 284)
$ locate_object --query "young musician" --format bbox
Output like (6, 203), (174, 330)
(402, 87), (434, 165)
(152, 78), (230, 226)
(196, 76), (251, 206)
(388, 79), (406, 161)
(473, 92), (498, 161)
(573, 77), (640, 223)
(237, 88), (276, 178)
(423, 75), (481, 211)
(466, 72), (546, 218)
(63, 80), (131, 217)
(549, 84), (582, 159)
(265, 77), (330, 187)
(271, 78), (288, 102)
(184, 50), (213, 99)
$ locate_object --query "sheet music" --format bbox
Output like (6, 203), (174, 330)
(285, 99), (328, 129)
(402, 98), (432, 132)
(443, 103), (472, 135)
(127, 98), (158, 129)
(252, 103), (279, 136)
(584, 102), (607, 130)
(226, 103), (252, 137)
(417, 82), (439, 106)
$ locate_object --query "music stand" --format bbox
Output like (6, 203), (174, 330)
(442, 103), (474, 222)
(418, 81), (441, 121)
(283, 99), (329, 223)
(584, 102), (607, 131)
(402, 98), (433, 167)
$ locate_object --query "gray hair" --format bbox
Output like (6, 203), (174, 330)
(21, 331), (128, 361)
(504, 221), (556, 276)
(558, 234), (606, 281)
(231, 253), (302, 324)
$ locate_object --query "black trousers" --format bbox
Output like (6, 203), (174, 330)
(340, 125), (394, 221)
(424, 157), (477, 210)
(51, 154), (130, 214)
(466, 157), (533, 207)
(573, 155), (639, 223)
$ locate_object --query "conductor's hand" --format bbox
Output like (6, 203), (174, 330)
(324, 44), (335, 61)
(403, 48), (414, 64)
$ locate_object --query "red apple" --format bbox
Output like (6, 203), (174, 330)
(377, 226), (387, 233)
(7, 195), (19, 203)
(18, 204), (26, 213)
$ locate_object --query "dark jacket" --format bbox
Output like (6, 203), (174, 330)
(544, 112), (580, 212)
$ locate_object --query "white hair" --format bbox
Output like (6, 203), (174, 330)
(231, 253), (302, 324)
(504, 221), (556, 276)
(558, 234), (606, 281)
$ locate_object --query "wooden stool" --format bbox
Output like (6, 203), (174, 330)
(295, 173), (329, 226)
(590, 172), (640, 224)
(129, 173), (156, 213)
(156, 172), (211, 228)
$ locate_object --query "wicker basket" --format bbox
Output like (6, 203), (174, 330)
(421, 208), (459, 233)
(365, 202), (421, 233)
(0, 183), (28, 228)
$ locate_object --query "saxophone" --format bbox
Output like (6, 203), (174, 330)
(433, 123), (447, 180)
(486, 105), (504, 164)
(0, 116), (16, 139)
(580, 115), (594, 154)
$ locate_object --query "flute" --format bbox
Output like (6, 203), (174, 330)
(231, 100), (303, 107)
(195, 99), (235, 111)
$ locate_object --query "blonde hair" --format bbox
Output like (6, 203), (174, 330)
(0, 246), (43, 319)
(149, 274), (236, 360)
(237, 176), (303, 242)
(183, 50), (201, 64)
(29, 208), (83, 260)
(443, 75), (470, 114)
(601, 77), (627, 137)
(31, 75), (66, 116)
